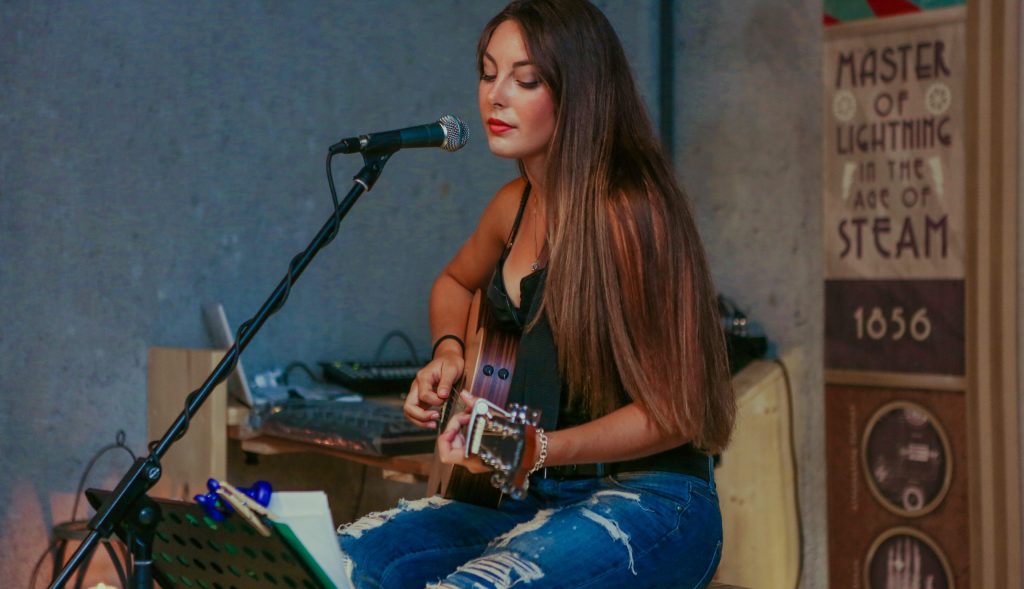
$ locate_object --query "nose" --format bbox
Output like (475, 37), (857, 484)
(487, 74), (509, 107)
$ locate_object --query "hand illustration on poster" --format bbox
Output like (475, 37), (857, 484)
(867, 528), (953, 589)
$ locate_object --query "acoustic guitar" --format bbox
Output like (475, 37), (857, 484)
(425, 290), (541, 507)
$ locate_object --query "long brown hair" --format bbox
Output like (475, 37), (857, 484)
(478, 0), (735, 453)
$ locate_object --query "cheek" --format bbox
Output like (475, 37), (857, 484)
(521, 94), (556, 139)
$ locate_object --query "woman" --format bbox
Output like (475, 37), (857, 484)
(338, 1), (735, 587)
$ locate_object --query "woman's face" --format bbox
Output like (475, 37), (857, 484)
(478, 20), (556, 169)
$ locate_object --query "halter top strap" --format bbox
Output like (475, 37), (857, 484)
(500, 182), (531, 262)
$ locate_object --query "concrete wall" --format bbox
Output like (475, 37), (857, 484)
(675, 2), (825, 587)
(0, 1), (824, 587)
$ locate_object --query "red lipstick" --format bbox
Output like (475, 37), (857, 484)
(487, 117), (514, 134)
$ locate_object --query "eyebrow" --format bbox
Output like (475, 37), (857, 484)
(482, 53), (533, 68)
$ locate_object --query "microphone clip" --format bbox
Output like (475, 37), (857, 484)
(332, 137), (363, 154)
(331, 135), (383, 155)
(352, 150), (392, 192)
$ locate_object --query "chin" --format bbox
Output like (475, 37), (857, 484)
(485, 140), (522, 159)
(486, 138), (542, 161)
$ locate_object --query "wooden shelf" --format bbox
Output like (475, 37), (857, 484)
(227, 425), (433, 480)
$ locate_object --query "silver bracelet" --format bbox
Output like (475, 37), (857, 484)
(529, 428), (548, 474)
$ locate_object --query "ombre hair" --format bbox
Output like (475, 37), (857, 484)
(478, 0), (735, 453)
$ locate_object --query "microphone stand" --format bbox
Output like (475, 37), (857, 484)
(48, 150), (393, 589)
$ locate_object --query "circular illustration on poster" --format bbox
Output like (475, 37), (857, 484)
(861, 401), (952, 517)
(925, 82), (952, 116)
(865, 527), (954, 589)
(833, 89), (858, 122)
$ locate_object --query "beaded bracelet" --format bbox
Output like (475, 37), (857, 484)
(529, 428), (548, 474)
(431, 334), (465, 359)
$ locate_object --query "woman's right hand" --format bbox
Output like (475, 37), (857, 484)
(403, 347), (465, 429)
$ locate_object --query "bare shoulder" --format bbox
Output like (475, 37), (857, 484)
(479, 177), (528, 244)
(439, 177), (528, 292)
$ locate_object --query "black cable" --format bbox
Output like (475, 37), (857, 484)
(772, 358), (804, 589)
(326, 150), (343, 243)
(70, 430), (136, 522)
(372, 330), (423, 365)
(282, 361), (323, 386)
(30, 430), (136, 589)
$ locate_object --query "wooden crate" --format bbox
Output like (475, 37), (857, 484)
(715, 357), (801, 589)
(147, 347), (227, 500)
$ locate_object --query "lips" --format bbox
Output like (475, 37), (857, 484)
(487, 117), (514, 134)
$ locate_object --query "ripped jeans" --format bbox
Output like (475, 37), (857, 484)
(336, 464), (722, 589)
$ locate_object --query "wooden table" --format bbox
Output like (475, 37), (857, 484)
(227, 404), (434, 482)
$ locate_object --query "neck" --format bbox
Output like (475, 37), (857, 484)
(521, 153), (546, 195)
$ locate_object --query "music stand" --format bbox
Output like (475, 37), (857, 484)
(86, 489), (340, 589)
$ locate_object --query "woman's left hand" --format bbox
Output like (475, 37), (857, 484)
(436, 392), (491, 474)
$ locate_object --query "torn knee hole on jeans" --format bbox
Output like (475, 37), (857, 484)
(590, 489), (641, 503)
(580, 508), (637, 575)
(428, 551), (545, 588)
(589, 489), (652, 511)
(490, 508), (556, 548)
(337, 549), (356, 586)
(336, 495), (451, 539)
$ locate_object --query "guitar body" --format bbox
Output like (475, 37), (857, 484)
(425, 290), (521, 508)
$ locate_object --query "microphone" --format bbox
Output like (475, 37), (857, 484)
(330, 115), (469, 155)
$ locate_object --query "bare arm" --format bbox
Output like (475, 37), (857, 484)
(404, 178), (527, 428)
(543, 403), (689, 466)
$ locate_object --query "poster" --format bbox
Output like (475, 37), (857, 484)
(824, 13), (965, 376)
